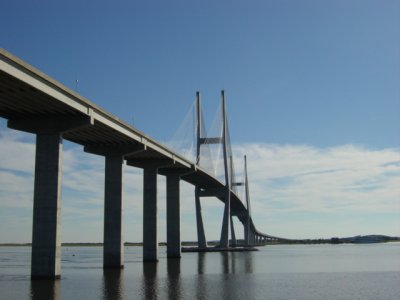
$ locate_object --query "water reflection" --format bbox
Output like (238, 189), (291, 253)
(167, 259), (183, 299)
(27, 249), (255, 300)
(197, 252), (206, 274)
(195, 253), (206, 300)
(142, 262), (158, 300)
(2, 245), (398, 300)
(102, 269), (124, 300)
(30, 279), (60, 300)
(244, 251), (254, 274)
(221, 252), (230, 273)
(219, 251), (254, 274)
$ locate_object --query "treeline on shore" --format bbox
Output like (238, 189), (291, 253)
(284, 235), (400, 244)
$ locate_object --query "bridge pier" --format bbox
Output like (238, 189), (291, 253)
(31, 133), (63, 279)
(85, 144), (145, 269)
(230, 214), (237, 247)
(195, 187), (208, 249)
(244, 221), (250, 246)
(8, 116), (93, 279)
(103, 155), (124, 268)
(166, 173), (181, 258)
(143, 167), (159, 261)
(219, 188), (231, 248)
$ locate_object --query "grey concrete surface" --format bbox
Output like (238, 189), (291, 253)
(166, 174), (181, 258)
(103, 155), (124, 268)
(31, 133), (63, 279)
(143, 167), (158, 261)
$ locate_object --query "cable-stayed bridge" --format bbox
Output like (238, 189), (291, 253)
(0, 49), (287, 279)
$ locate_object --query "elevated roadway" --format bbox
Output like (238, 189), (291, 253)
(0, 49), (284, 279)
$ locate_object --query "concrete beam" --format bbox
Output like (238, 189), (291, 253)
(198, 187), (226, 198)
(8, 115), (93, 134)
(143, 167), (158, 261)
(31, 133), (62, 279)
(126, 158), (173, 169)
(84, 144), (145, 157)
(199, 137), (223, 144)
(157, 166), (194, 177)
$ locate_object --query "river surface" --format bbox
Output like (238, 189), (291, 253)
(0, 243), (399, 299)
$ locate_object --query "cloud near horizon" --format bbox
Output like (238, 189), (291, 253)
(0, 129), (399, 243)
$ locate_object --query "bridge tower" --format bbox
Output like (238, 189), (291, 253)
(195, 91), (236, 249)
(194, 92), (208, 249)
(219, 90), (232, 248)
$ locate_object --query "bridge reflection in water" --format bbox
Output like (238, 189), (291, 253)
(17, 244), (400, 300)
(29, 251), (255, 300)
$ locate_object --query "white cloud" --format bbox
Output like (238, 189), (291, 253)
(0, 130), (35, 173)
(0, 129), (399, 242)
(232, 143), (400, 238)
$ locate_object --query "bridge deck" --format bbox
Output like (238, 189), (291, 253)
(1, 48), (291, 244)
(0, 48), (262, 229)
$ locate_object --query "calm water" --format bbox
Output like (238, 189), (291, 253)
(0, 243), (399, 299)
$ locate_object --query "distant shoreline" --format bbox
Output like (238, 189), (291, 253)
(1, 235), (399, 247)
(0, 242), (196, 247)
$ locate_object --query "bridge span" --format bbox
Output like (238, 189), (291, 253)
(0, 49), (286, 279)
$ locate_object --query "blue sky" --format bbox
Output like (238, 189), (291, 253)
(0, 0), (399, 242)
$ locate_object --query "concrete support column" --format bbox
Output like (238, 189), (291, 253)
(143, 167), (158, 261)
(195, 187), (207, 249)
(103, 155), (124, 268)
(243, 222), (250, 246)
(244, 216), (253, 247)
(219, 189), (231, 248)
(31, 133), (63, 279)
(166, 174), (181, 258)
(86, 143), (145, 269)
(230, 214), (237, 247)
